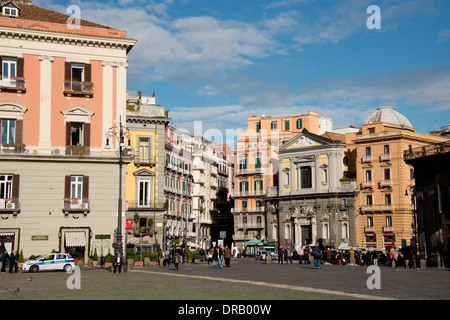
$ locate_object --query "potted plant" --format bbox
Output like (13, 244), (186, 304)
(149, 252), (159, 266)
(92, 248), (98, 267)
(18, 249), (24, 268)
(103, 253), (114, 268)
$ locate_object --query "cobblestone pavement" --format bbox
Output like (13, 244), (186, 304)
(0, 258), (449, 301)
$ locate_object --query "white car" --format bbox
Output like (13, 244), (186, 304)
(22, 253), (75, 273)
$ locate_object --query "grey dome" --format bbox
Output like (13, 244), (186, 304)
(363, 106), (413, 127)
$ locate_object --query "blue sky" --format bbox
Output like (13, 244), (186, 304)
(36, 0), (450, 141)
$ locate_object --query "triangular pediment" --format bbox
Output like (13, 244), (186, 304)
(279, 129), (334, 152)
(133, 169), (155, 177)
(61, 105), (95, 118)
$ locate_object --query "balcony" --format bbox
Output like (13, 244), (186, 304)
(361, 181), (374, 188)
(379, 180), (392, 187)
(0, 76), (26, 91)
(63, 198), (90, 213)
(0, 198), (20, 213)
(361, 155), (372, 163)
(361, 204), (394, 213)
(134, 156), (156, 167)
(63, 80), (94, 96)
(126, 201), (166, 211)
(236, 222), (265, 230)
(380, 154), (391, 161)
(231, 206), (265, 213)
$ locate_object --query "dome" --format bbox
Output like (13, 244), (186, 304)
(363, 106), (413, 127)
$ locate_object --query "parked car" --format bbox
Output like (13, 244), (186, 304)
(22, 253), (75, 273)
(255, 250), (277, 260)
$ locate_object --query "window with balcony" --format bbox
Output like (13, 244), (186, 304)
(64, 62), (93, 95)
(0, 56), (25, 90)
(366, 195), (373, 206)
(138, 179), (152, 207)
(64, 175), (89, 212)
(65, 122), (90, 155)
(0, 174), (19, 212)
(365, 170), (372, 181)
(1, 119), (15, 144)
(383, 168), (391, 180)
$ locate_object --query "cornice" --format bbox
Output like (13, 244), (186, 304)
(0, 25), (136, 51)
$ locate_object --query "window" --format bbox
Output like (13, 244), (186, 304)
(239, 158), (247, 170)
(70, 176), (83, 199)
(321, 168), (328, 184)
(270, 121), (277, 131)
(1, 119), (15, 144)
(284, 171), (290, 186)
(66, 122), (90, 148)
(296, 119), (303, 129)
(138, 180), (151, 207)
(2, 57), (16, 79)
(64, 62), (92, 94)
(365, 170), (372, 181)
(257, 216), (262, 225)
(254, 180), (263, 194)
(323, 223), (329, 239)
(384, 145), (390, 155)
(256, 123), (260, 133)
(0, 175), (12, 199)
(365, 147), (371, 156)
(366, 195), (373, 205)
(300, 166), (312, 188)
(285, 224), (291, 239)
(384, 168), (391, 180)
(342, 223), (349, 239)
(243, 216), (247, 224)
(240, 181), (249, 195)
(255, 157), (261, 169)
(138, 138), (151, 163)
(284, 120), (290, 131)
(367, 216), (373, 227)
(386, 216), (392, 227)
(2, 5), (18, 17)
(384, 194), (392, 205)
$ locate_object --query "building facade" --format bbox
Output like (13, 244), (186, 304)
(232, 112), (332, 253)
(404, 141), (450, 268)
(346, 107), (447, 251)
(125, 94), (169, 253)
(0, 1), (135, 262)
(266, 130), (358, 250)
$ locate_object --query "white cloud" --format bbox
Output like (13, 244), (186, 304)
(437, 29), (450, 43)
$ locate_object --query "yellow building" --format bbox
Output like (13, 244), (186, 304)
(125, 95), (170, 252)
(346, 107), (447, 250)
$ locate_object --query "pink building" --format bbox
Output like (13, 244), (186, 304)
(0, 1), (135, 264)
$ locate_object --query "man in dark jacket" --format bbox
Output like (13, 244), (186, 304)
(9, 251), (16, 273)
(277, 245), (283, 264)
(1, 250), (8, 273)
(14, 250), (20, 273)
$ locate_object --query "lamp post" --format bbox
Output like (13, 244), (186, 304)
(105, 117), (134, 259)
(405, 186), (420, 269)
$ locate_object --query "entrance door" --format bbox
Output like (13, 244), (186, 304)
(0, 234), (14, 254)
(301, 225), (312, 247)
(63, 231), (87, 263)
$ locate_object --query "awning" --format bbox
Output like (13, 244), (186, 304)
(65, 231), (86, 247)
(0, 233), (15, 237)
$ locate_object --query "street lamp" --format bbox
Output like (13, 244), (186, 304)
(405, 186), (420, 269)
(105, 117), (134, 260)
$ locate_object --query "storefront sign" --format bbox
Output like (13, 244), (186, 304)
(126, 219), (133, 230)
(95, 234), (111, 240)
(32, 235), (48, 241)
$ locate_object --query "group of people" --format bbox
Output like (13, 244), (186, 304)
(1, 249), (20, 273)
(277, 245), (323, 269)
(208, 245), (232, 269)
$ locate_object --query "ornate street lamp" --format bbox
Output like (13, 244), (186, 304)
(405, 186), (420, 269)
(105, 117), (134, 259)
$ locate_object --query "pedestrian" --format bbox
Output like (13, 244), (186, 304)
(14, 250), (19, 273)
(277, 245), (283, 264)
(224, 245), (232, 267)
(213, 246), (222, 268)
(349, 248), (355, 265)
(286, 246), (293, 264)
(173, 249), (181, 270)
(1, 250), (8, 273)
(312, 246), (322, 269)
(326, 248), (332, 264)
(207, 250), (213, 265)
(113, 253), (122, 273)
(8, 251), (15, 273)
(219, 245), (224, 266)
(303, 247), (310, 264)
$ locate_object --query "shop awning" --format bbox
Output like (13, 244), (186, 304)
(245, 237), (264, 246)
(0, 233), (15, 237)
(65, 231), (86, 247)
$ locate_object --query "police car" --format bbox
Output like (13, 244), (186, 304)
(22, 253), (75, 273)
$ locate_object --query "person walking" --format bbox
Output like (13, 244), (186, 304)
(1, 250), (8, 273)
(219, 245), (224, 267)
(224, 245), (232, 267)
(213, 246), (222, 268)
(286, 246), (293, 264)
(173, 249), (182, 270)
(113, 253), (122, 273)
(277, 245), (283, 264)
(349, 248), (355, 265)
(312, 247), (322, 269)
(298, 246), (304, 264)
